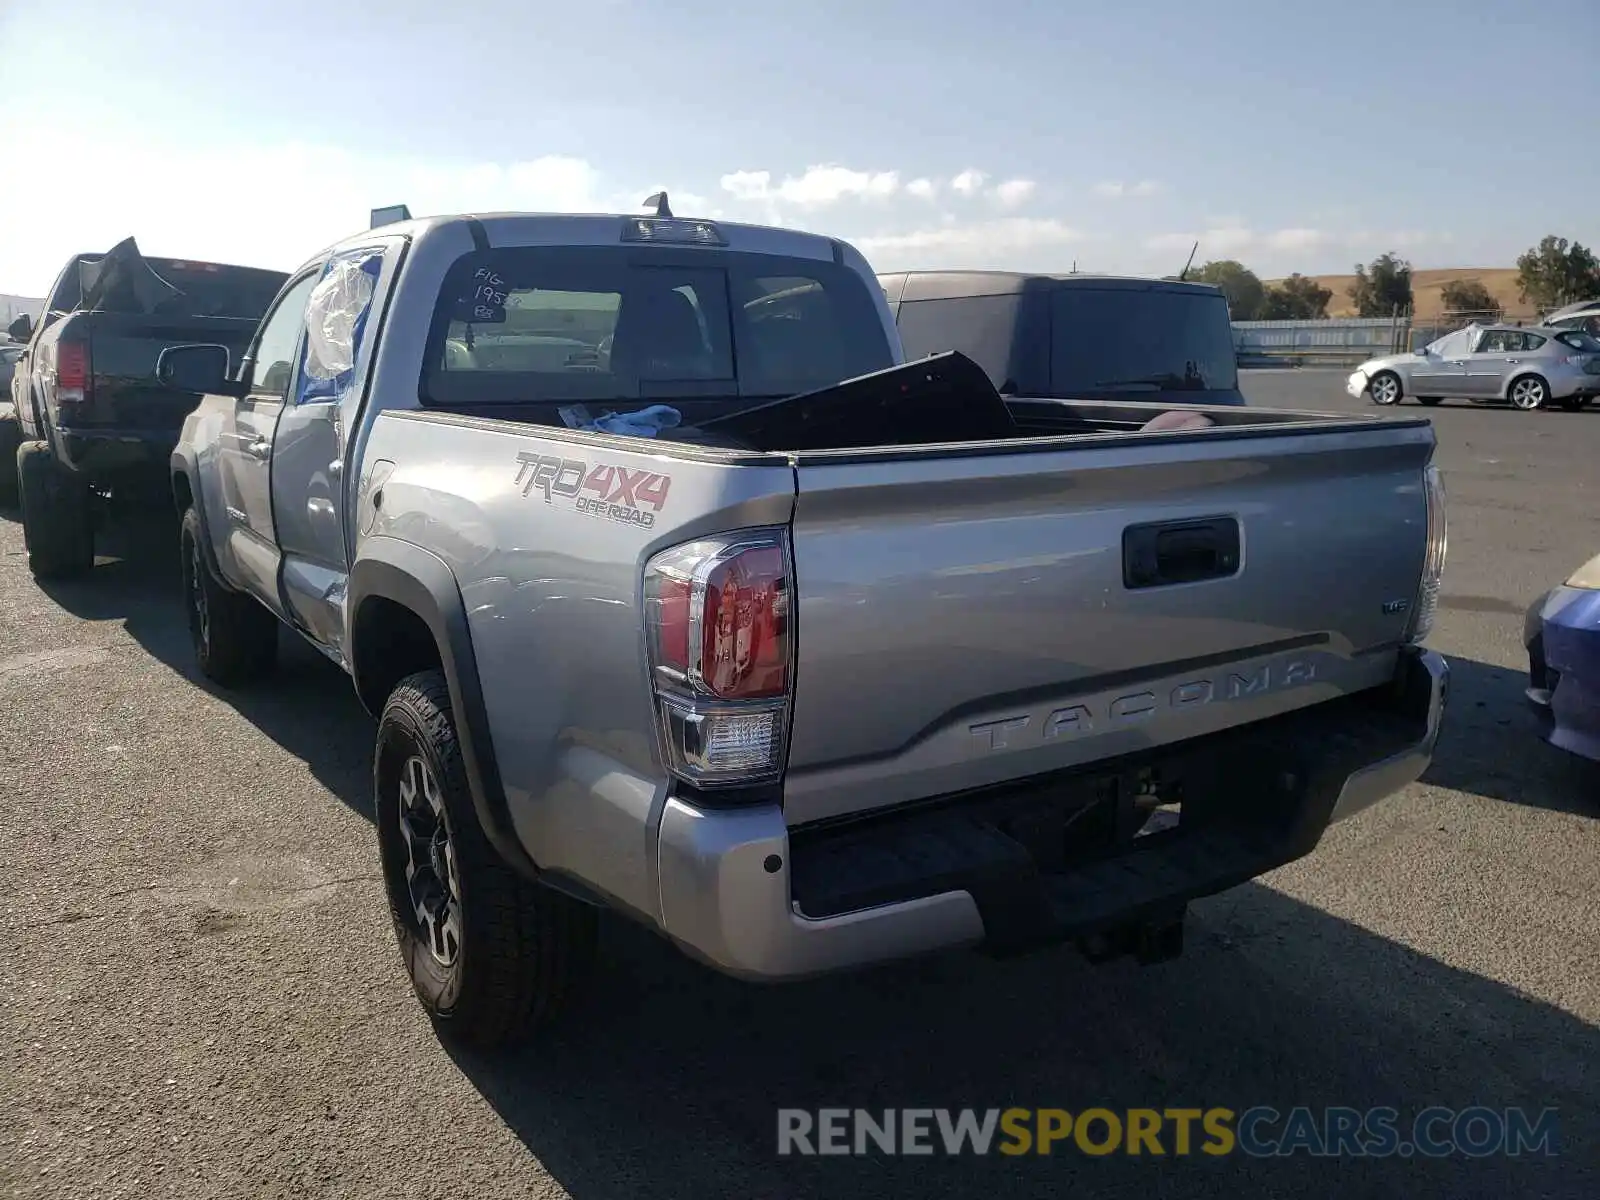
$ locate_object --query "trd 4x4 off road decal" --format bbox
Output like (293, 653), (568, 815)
(513, 451), (672, 528)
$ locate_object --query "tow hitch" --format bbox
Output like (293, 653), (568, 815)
(1078, 904), (1187, 966)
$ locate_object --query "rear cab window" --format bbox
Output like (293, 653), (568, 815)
(54, 255), (285, 320)
(420, 245), (894, 412)
(1050, 285), (1239, 395)
(894, 294), (1024, 390)
(146, 259), (287, 320)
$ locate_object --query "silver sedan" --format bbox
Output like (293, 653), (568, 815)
(1347, 323), (1600, 411)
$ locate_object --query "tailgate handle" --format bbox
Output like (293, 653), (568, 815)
(1123, 517), (1240, 589)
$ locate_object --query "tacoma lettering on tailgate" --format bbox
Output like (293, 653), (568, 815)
(513, 451), (672, 529)
(968, 659), (1318, 752)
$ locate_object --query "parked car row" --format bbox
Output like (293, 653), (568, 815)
(5, 204), (1454, 1050)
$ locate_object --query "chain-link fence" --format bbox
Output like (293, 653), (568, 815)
(1233, 315), (1410, 367)
(1234, 306), (1544, 366)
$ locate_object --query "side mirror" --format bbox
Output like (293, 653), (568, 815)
(156, 343), (246, 397)
(7, 313), (32, 341)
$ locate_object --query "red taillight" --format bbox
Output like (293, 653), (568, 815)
(700, 544), (789, 700)
(56, 341), (89, 391)
(644, 529), (793, 786)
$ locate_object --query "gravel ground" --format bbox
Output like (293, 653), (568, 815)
(2, 372), (1597, 1199)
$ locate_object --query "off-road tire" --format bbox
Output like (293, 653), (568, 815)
(17, 440), (93, 579)
(180, 506), (278, 686)
(375, 669), (598, 1048)
(0, 413), (21, 506)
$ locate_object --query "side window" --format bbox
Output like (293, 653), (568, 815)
(1426, 330), (1471, 357)
(1521, 332), (1546, 351)
(895, 295), (1021, 387)
(1557, 330), (1600, 352)
(1475, 330), (1510, 353)
(298, 249), (386, 406)
(247, 273), (320, 398)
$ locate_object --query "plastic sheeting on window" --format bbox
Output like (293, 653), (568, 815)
(297, 249), (384, 406)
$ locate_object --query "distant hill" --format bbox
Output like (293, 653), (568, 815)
(1266, 268), (1535, 321)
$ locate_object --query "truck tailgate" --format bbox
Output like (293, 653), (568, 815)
(782, 422), (1436, 826)
(83, 316), (258, 430)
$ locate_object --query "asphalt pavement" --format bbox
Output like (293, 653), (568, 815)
(3, 372), (1597, 1198)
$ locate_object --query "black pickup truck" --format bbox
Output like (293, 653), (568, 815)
(877, 270), (1247, 407)
(1, 238), (286, 578)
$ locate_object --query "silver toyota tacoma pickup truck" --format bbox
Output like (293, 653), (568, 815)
(159, 207), (1450, 1048)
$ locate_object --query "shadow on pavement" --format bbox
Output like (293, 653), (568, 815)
(1423, 655), (1598, 816)
(443, 886), (1595, 1200)
(32, 505), (377, 821)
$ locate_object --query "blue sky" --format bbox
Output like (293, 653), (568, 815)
(2, 0), (1596, 294)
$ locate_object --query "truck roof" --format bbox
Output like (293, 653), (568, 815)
(308, 211), (853, 275)
(876, 269), (1224, 304)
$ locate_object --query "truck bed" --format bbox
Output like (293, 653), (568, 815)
(378, 365), (1434, 835)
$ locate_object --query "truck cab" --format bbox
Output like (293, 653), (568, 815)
(878, 270), (1246, 406)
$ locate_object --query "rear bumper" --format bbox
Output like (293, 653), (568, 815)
(54, 427), (177, 482)
(654, 646), (1448, 981)
(1525, 586), (1600, 763)
(1545, 369), (1600, 400)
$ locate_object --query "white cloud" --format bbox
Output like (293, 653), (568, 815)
(1262, 228), (1328, 252)
(718, 164), (900, 207)
(950, 169), (988, 196)
(0, 135), (708, 292)
(0, 133), (1461, 295)
(856, 217), (1082, 270)
(992, 179), (1037, 208)
(1093, 180), (1161, 199)
(1142, 226), (1456, 275)
(719, 169), (774, 202)
(1146, 227), (1256, 256)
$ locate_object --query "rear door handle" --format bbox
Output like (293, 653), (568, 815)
(1505, 358), (1520, 364)
(1123, 516), (1241, 589)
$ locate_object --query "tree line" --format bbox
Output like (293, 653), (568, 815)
(1170, 235), (1600, 323)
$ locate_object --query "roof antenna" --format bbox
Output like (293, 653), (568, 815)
(643, 191), (672, 218)
(1178, 240), (1199, 281)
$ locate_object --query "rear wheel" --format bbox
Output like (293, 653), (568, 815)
(180, 506), (278, 686)
(17, 440), (93, 579)
(375, 670), (598, 1048)
(1367, 371), (1402, 406)
(1509, 375), (1549, 411)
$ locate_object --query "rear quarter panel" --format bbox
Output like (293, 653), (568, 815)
(357, 409), (796, 923)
